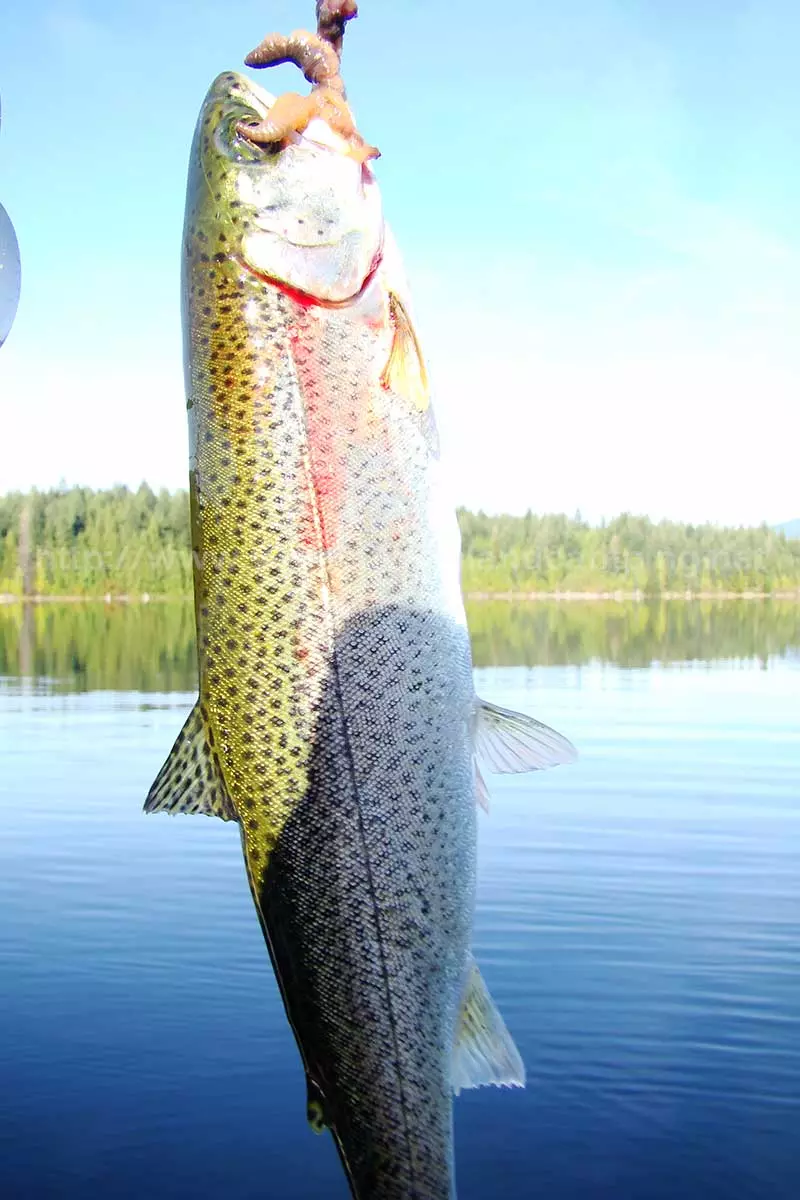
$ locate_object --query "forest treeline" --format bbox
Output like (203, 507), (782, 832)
(0, 485), (799, 597)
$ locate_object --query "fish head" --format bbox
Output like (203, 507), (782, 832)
(190, 72), (384, 303)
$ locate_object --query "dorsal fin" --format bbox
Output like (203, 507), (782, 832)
(144, 701), (237, 822)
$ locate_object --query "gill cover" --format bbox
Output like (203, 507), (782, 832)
(195, 72), (384, 303)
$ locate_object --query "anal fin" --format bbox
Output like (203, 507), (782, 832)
(452, 956), (525, 1096)
(144, 701), (237, 822)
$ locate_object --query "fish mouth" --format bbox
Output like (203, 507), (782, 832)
(201, 72), (385, 303)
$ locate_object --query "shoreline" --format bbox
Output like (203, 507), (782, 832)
(465, 589), (800, 602)
(2, 591), (799, 605)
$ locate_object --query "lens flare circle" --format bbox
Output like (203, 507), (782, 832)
(0, 202), (21, 347)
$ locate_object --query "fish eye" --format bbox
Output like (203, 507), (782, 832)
(215, 112), (276, 164)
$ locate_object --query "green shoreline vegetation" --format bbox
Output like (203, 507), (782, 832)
(2, 599), (799, 690)
(1, 485), (799, 599)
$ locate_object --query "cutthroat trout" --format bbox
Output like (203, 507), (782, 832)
(146, 55), (576, 1200)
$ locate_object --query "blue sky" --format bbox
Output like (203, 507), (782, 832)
(1, 0), (798, 524)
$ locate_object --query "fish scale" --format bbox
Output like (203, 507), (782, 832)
(188, 215), (323, 878)
(261, 604), (476, 1198)
(185, 83), (475, 1195)
(146, 67), (576, 1200)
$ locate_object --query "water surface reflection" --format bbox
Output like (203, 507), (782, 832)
(1, 598), (799, 692)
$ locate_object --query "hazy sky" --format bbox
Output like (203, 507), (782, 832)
(1, 0), (798, 523)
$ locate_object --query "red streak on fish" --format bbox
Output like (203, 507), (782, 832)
(287, 306), (346, 552)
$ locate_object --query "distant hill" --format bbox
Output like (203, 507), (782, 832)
(777, 520), (800, 539)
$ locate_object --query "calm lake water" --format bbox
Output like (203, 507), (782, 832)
(1, 601), (798, 1199)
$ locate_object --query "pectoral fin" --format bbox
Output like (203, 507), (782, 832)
(475, 698), (578, 775)
(380, 292), (440, 457)
(144, 701), (237, 821)
(452, 956), (525, 1095)
(381, 292), (429, 413)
